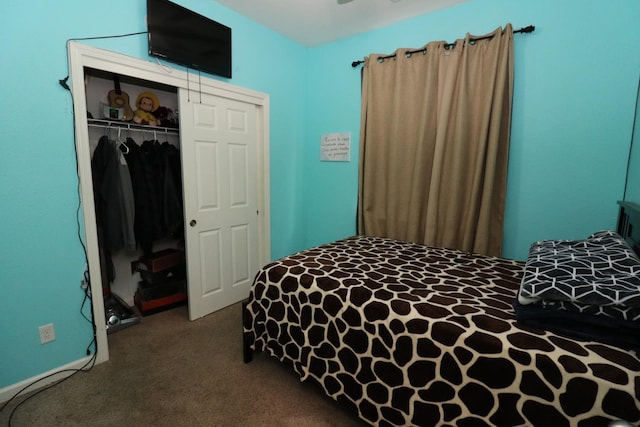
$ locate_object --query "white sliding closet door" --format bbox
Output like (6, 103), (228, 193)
(179, 90), (260, 320)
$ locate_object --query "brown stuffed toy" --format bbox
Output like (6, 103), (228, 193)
(133, 91), (159, 126)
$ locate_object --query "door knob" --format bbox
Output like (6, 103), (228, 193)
(189, 219), (197, 227)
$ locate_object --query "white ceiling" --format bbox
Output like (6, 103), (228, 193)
(213, 0), (469, 47)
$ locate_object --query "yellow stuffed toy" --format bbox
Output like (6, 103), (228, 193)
(133, 91), (160, 126)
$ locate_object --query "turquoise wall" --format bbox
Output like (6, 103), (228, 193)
(1, 0), (639, 391)
(0, 0), (306, 389)
(302, 0), (640, 259)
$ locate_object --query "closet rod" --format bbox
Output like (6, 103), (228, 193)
(351, 24), (535, 67)
(88, 119), (179, 135)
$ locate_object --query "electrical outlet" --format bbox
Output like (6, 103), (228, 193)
(39, 323), (56, 344)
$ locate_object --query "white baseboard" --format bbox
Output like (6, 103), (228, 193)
(0, 356), (95, 404)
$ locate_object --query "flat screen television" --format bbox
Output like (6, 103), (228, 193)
(147, 0), (232, 78)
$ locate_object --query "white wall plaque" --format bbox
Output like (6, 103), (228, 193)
(320, 132), (350, 162)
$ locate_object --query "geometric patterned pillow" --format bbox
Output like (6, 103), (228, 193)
(518, 230), (640, 308)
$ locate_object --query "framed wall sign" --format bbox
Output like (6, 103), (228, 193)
(320, 132), (350, 162)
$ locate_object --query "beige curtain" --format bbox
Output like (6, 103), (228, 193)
(357, 24), (514, 256)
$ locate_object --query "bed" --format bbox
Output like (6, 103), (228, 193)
(243, 203), (640, 427)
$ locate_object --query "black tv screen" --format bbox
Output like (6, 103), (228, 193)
(147, 0), (232, 78)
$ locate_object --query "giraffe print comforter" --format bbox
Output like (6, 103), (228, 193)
(243, 235), (640, 426)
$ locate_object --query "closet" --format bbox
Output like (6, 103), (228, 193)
(85, 69), (184, 331)
(68, 42), (271, 364)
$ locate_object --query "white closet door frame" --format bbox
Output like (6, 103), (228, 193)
(68, 41), (270, 365)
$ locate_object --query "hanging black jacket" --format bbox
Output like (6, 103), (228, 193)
(124, 138), (183, 256)
(91, 135), (125, 251)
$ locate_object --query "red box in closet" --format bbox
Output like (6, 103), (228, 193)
(133, 248), (187, 316)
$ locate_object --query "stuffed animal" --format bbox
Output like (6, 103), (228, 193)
(153, 106), (178, 128)
(133, 91), (159, 126)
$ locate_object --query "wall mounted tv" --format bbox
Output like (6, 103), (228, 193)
(147, 0), (232, 78)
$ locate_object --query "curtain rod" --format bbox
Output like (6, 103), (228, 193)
(351, 25), (535, 68)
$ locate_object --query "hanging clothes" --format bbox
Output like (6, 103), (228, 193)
(118, 141), (136, 251)
(124, 138), (157, 256)
(160, 141), (183, 237)
(124, 137), (183, 257)
(91, 135), (136, 282)
(91, 135), (136, 251)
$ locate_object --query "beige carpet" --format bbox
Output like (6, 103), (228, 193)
(1, 302), (367, 426)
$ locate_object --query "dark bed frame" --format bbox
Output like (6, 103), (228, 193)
(618, 200), (640, 256)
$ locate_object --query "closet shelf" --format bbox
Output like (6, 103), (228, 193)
(88, 118), (179, 135)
